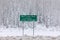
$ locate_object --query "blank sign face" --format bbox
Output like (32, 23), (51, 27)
(20, 15), (37, 22)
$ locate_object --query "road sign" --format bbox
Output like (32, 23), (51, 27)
(20, 15), (37, 21)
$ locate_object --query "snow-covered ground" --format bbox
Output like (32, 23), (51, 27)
(0, 24), (60, 37)
(0, 36), (60, 40)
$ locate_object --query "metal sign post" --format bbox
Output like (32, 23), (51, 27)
(22, 22), (24, 36)
(33, 22), (34, 36)
(20, 15), (37, 36)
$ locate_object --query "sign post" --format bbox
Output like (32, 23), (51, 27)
(20, 15), (37, 36)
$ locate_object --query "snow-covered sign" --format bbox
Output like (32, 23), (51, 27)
(20, 15), (37, 22)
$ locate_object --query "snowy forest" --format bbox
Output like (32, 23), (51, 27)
(0, 0), (60, 30)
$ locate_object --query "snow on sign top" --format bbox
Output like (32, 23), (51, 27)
(20, 15), (37, 22)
